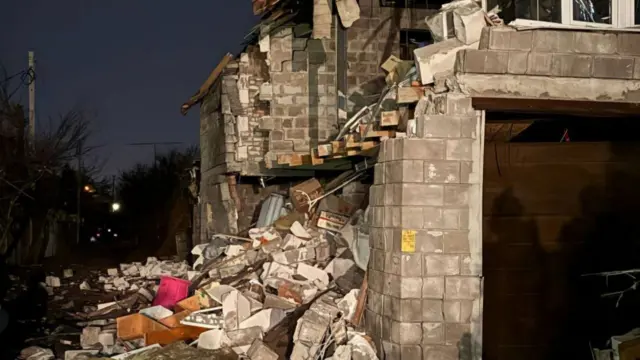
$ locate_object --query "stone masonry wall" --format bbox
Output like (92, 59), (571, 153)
(366, 92), (484, 359)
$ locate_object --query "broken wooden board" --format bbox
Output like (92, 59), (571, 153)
(144, 326), (209, 346)
(380, 110), (400, 127)
(359, 124), (395, 139)
(116, 313), (169, 341)
(317, 143), (333, 157)
(174, 295), (201, 313)
(397, 86), (424, 104)
(159, 310), (192, 328)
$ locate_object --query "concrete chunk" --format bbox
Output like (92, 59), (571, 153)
(296, 263), (329, 286)
(223, 290), (252, 331)
(139, 305), (173, 321)
(64, 350), (99, 360)
(45, 276), (60, 288)
(80, 327), (100, 349)
(414, 39), (477, 85)
(239, 309), (286, 333)
(247, 339), (278, 360)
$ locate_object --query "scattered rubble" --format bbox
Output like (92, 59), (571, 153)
(17, 173), (378, 359)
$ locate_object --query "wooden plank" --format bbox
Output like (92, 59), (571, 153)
(289, 154), (312, 166)
(159, 310), (192, 328)
(277, 154), (293, 165)
(116, 314), (169, 341)
(144, 326), (208, 346)
(317, 144), (333, 157)
(181, 53), (234, 115)
(380, 110), (400, 127)
(359, 124), (395, 139)
(331, 141), (342, 154)
(311, 149), (324, 165)
(397, 86), (423, 104)
(174, 295), (201, 313)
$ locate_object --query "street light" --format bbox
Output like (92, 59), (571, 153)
(111, 202), (121, 212)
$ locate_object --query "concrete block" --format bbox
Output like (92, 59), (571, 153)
(422, 323), (445, 345)
(239, 309), (286, 333)
(63, 269), (73, 278)
(139, 305), (173, 321)
(107, 268), (118, 276)
(399, 277), (423, 299)
(391, 321), (422, 344)
(296, 263), (329, 286)
(525, 52), (552, 76)
(400, 184), (444, 206)
(454, 49), (508, 74)
(443, 231), (470, 253)
(64, 350), (99, 360)
(272, 247), (314, 264)
(617, 33), (640, 56)
(423, 299), (444, 322)
(592, 56), (634, 79)
(445, 323), (470, 345)
(98, 331), (115, 347)
(423, 345), (459, 360)
(445, 139), (472, 161)
(294, 310), (330, 345)
(452, 3), (486, 44)
(386, 296), (422, 322)
(444, 184), (470, 206)
(198, 329), (224, 350)
(80, 327), (100, 349)
(423, 277), (445, 299)
(247, 339), (278, 360)
(507, 51), (528, 75)
(425, 254), (460, 276)
(443, 300), (461, 323)
(635, 59), (640, 80)
(45, 276), (60, 287)
(400, 206), (424, 229)
(573, 32), (616, 54)
(445, 277), (480, 299)
(532, 30), (574, 53)
(550, 54), (593, 78)
(223, 326), (264, 347)
(414, 39), (478, 85)
(413, 229), (445, 253)
(479, 27), (532, 51)
(417, 115), (461, 139)
(424, 161), (461, 184)
(399, 253), (423, 277)
(385, 160), (424, 184)
(223, 290), (252, 331)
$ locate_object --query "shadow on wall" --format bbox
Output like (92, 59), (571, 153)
(483, 142), (640, 360)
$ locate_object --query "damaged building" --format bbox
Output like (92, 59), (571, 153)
(183, 0), (640, 359)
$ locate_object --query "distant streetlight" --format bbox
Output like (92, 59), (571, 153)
(111, 202), (121, 212)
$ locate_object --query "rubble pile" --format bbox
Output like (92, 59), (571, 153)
(20, 175), (376, 359)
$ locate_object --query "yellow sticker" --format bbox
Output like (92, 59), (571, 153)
(401, 230), (416, 253)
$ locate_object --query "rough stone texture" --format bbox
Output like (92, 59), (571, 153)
(367, 92), (483, 359)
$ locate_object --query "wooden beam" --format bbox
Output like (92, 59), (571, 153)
(181, 53), (234, 115)
(397, 87), (423, 104)
(473, 97), (640, 116)
(359, 124), (395, 139)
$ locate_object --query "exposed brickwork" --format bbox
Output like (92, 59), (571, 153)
(367, 93), (482, 359)
(463, 27), (640, 80)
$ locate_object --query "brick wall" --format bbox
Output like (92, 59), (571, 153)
(483, 141), (640, 360)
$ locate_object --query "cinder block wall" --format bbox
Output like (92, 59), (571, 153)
(483, 142), (640, 360)
(367, 93), (484, 359)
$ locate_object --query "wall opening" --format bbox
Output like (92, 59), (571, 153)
(482, 111), (640, 360)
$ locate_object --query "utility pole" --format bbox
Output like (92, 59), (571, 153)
(28, 51), (35, 250)
(28, 51), (35, 146)
(76, 141), (82, 244)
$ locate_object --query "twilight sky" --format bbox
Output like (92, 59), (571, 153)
(0, 0), (256, 177)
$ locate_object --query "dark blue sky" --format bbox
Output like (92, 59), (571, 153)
(0, 0), (256, 177)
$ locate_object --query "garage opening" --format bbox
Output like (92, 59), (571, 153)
(482, 111), (640, 360)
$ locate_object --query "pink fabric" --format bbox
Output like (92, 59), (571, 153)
(152, 276), (191, 309)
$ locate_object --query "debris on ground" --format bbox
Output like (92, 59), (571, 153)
(15, 173), (378, 359)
